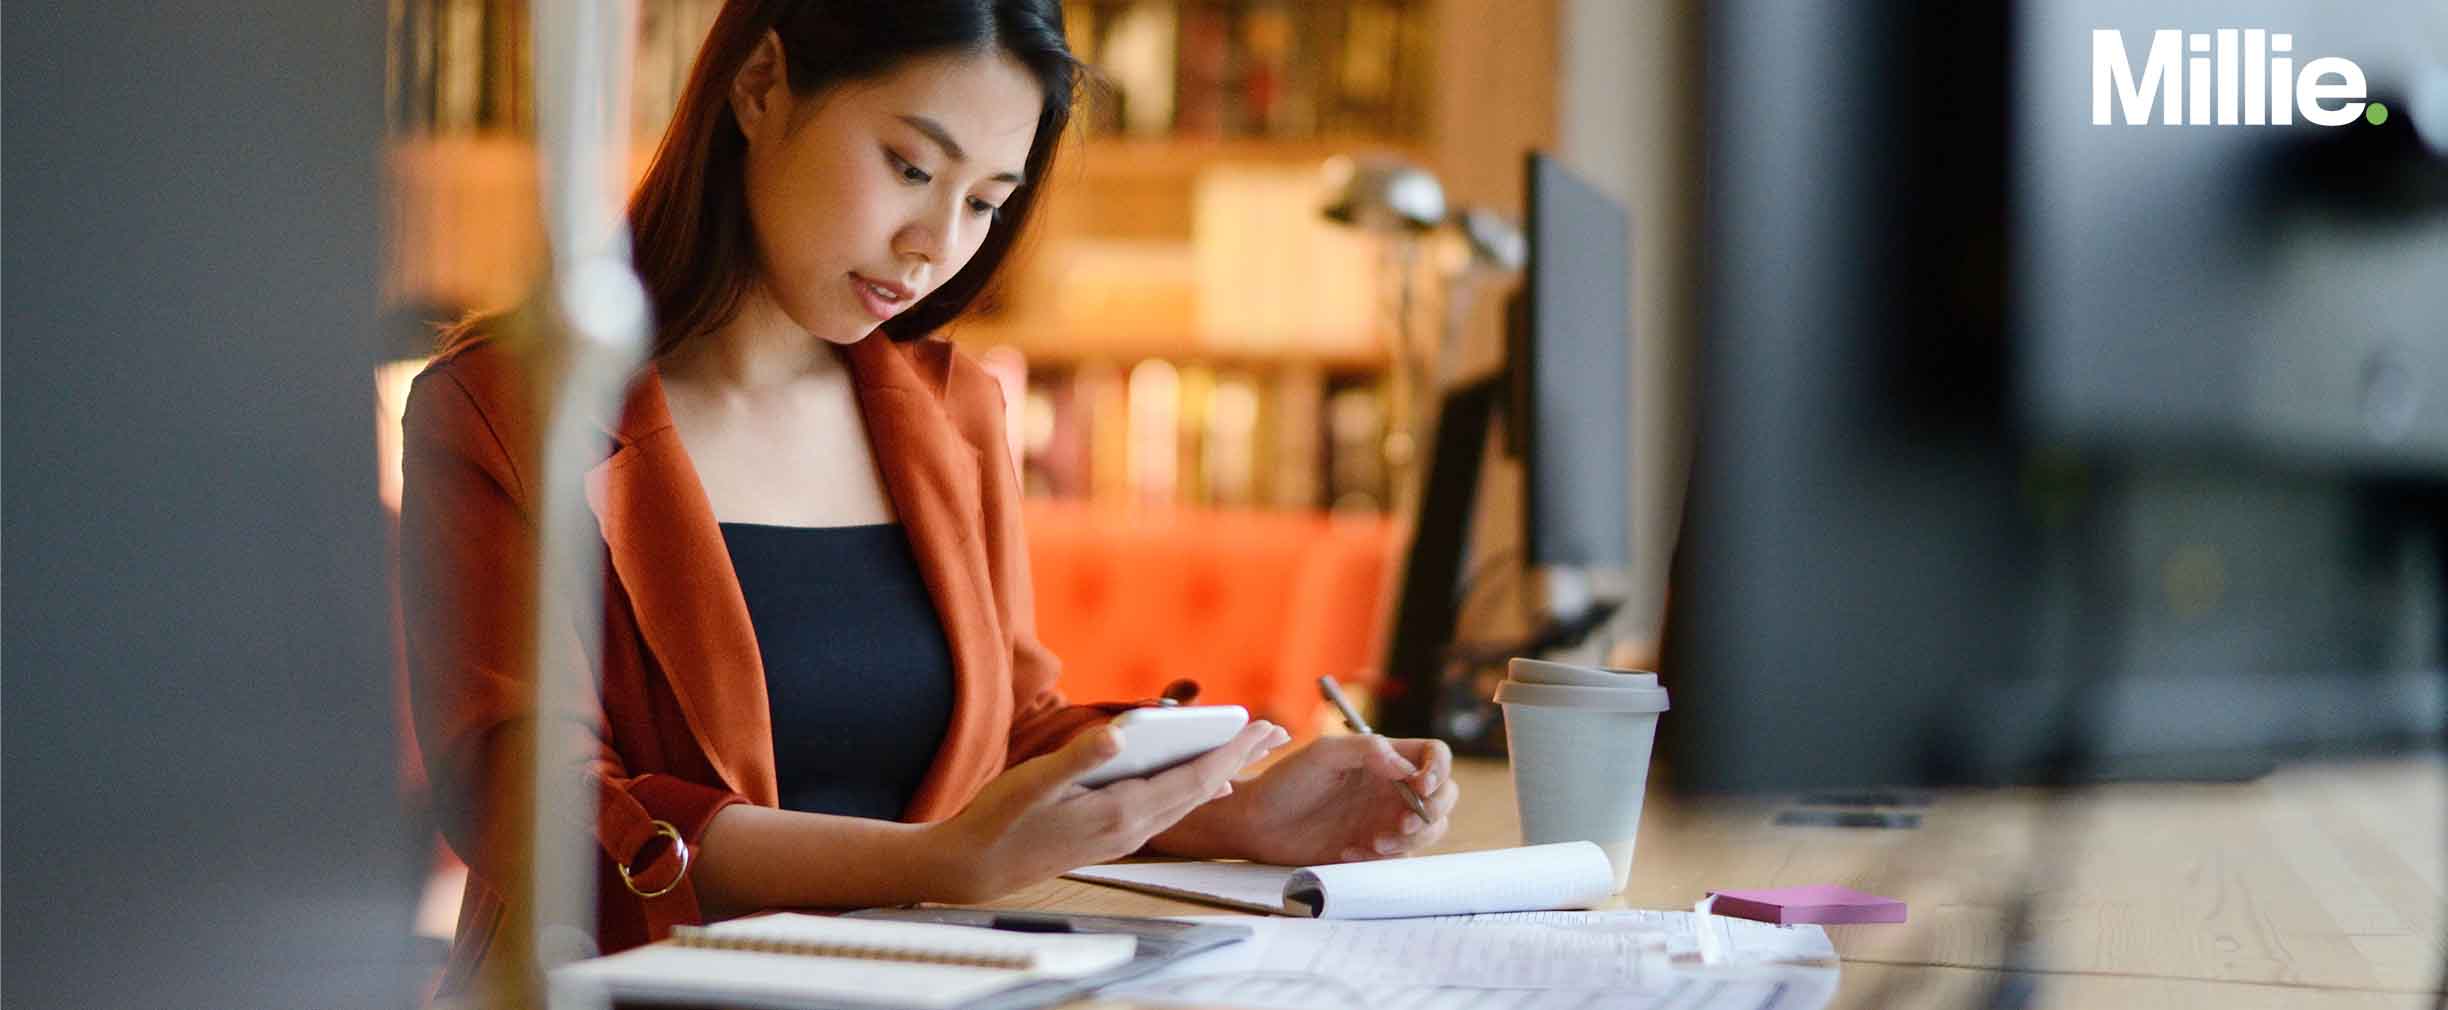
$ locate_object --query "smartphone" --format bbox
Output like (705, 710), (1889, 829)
(1075, 705), (1250, 788)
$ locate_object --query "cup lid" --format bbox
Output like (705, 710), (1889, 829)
(1494, 678), (1670, 712)
(1508, 658), (1661, 689)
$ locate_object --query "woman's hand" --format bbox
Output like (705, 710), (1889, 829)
(927, 718), (1291, 903)
(1152, 734), (1458, 866)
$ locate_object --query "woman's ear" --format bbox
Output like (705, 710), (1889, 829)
(730, 29), (787, 140)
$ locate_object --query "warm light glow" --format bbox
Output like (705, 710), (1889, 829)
(374, 358), (429, 513)
(1126, 359), (1182, 504)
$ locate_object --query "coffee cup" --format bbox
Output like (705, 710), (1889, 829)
(1495, 658), (1670, 891)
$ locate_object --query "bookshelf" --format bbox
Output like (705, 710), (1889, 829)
(381, 0), (1555, 513)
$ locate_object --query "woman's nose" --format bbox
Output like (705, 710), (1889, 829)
(895, 224), (940, 266)
(897, 202), (962, 266)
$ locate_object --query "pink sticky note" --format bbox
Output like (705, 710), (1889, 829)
(1707, 885), (1906, 925)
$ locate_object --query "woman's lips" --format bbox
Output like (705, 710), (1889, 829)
(850, 272), (912, 321)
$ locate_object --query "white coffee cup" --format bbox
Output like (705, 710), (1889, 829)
(1495, 659), (1670, 892)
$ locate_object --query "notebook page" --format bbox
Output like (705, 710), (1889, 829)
(1065, 860), (1297, 914)
(554, 945), (1017, 1010)
(701, 912), (1136, 976)
(1285, 841), (1616, 918)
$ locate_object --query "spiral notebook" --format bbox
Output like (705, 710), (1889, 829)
(552, 912), (1137, 1010)
(1065, 840), (1621, 919)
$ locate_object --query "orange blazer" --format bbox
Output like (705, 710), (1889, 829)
(400, 331), (1135, 995)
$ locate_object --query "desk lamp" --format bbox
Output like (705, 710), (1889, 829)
(1321, 155), (1444, 511)
(1320, 156), (1524, 514)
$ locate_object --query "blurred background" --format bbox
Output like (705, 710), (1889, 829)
(12, 1), (2440, 1007)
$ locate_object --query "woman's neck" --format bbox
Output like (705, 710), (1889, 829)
(668, 284), (848, 390)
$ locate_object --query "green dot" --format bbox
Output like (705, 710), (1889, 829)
(2366, 102), (2389, 125)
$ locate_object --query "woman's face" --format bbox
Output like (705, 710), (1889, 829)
(732, 40), (1042, 345)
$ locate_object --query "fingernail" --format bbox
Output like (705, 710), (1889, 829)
(1418, 773), (1438, 794)
(1210, 782), (1234, 801)
(1373, 835), (1401, 855)
(1341, 847), (1368, 862)
(1401, 813), (1425, 834)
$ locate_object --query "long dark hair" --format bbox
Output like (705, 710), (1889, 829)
(627, 0), (1079, 355)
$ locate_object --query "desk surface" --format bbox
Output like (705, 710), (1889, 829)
(971, 753), (2445, 1010)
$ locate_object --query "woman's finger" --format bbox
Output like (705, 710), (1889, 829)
(1381, 796), (1454, 856)
(1084, 774), (1202, 847)
(1357, 734), (1421, 780)
(1185, 720), (1283, 780)
(1393, 737), (1452, 795)
(1425, 776), (1460, 822)
(1134, 720), (1279, 817)
(1019, 724), (1126, 798)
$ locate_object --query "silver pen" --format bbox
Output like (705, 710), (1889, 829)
(1316, 675), (1434, 820)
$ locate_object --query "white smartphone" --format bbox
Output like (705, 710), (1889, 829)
(1075, 704), (1250, 788)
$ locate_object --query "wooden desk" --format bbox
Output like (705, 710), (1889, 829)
(974, 754), (2445, 1010)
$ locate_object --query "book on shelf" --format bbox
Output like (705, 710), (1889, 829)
(1063, 0), (1432, 142)
(999, 354), (1385, 514)
(390, 0), (1432, 143)
(1324, 375), (1390, 513)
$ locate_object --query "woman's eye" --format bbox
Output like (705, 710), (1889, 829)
(887, 150), (930, 185)
(967, 197), (1003, 219)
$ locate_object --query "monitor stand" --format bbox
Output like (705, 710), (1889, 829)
(1374, 374), (1502, 743)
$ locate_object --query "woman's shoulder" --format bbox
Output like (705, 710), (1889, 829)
(421, 321), (517, 388)
(410, 327), (528, 426)
(400, 323), (548, 487)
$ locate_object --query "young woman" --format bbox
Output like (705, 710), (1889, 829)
(401, 0), (1458, 993)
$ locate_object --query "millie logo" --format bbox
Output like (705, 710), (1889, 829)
(2093, 28), (2389, 126)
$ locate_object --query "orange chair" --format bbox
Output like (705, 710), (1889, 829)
(1021, 501), (1402, 737)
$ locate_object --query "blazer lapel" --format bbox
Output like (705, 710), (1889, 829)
(844, 336), (1006, 822)
(584, 368), (778, 807)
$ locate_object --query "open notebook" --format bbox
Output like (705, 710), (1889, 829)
(1065, 840), (1620, 919)
(552, 912), (1137, 1010)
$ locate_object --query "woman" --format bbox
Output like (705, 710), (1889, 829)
(401, 0), (1458, 994)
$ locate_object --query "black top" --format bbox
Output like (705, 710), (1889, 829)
(718, 522), (955, 820)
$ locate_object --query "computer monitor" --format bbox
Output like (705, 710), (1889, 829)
(1661, 0), (2447, 792)
(1375, 152), (1634, 745)
(1516, 153), (1633, 576)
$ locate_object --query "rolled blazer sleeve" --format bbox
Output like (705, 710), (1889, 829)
(399, 363), (743, 929)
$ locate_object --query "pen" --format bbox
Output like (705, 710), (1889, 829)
(1316, 675), (1434, 820)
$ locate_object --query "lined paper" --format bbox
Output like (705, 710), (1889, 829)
(1102, 911), (1838, 1010)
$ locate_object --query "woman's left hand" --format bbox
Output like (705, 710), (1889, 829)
(1149, 733), (1458, 866)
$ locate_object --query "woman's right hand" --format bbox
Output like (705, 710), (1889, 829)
(929, 718), (1290, 902)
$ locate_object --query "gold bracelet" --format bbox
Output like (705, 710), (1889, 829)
(616, 820), (690, 900)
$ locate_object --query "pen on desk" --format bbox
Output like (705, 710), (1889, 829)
(1316, 675), (1434, 820)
